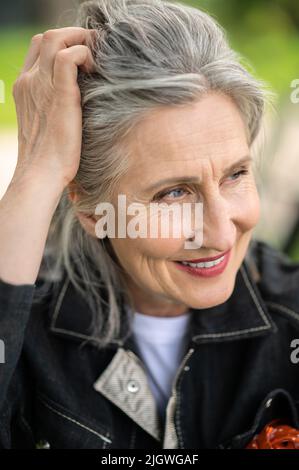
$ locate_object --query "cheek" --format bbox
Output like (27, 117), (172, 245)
(110, 200), (189, 260)
(232, 183), (261, 231)
(244, 190), (260, 229)
(138, 237), (183, 259)
(110, 236), (183, 269)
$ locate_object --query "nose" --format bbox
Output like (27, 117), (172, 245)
(200, 194), (236, 253)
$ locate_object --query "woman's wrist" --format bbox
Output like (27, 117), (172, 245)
(9, 162), (68, 198)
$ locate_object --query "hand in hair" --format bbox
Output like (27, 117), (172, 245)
(12, 27), (97, 188)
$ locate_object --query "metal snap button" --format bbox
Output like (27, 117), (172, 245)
(36, 439), (50, 449)
(265, 398), (273, 408)
(127, 379), (140, 393)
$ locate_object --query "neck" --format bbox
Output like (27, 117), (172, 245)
(124, 276), (189, 317)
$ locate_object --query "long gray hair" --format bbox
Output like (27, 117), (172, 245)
(38, 0), (271, 349)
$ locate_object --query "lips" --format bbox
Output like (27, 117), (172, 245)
(173, 249), (231, 278)
(176, 249), (231, 263)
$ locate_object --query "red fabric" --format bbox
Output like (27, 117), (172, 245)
(246, 419), (299, 449)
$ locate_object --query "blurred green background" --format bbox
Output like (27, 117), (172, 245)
(1, 0), (299, 127)
(1, 0), (299, 258)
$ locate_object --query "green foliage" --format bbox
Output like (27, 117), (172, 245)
(0, 26), (48, 128)
(0, 1), (298, 254)
(1, 1), (299, 127)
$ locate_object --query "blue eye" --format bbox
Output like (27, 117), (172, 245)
(166, 188), (186, 198)
(156, 187), (188, 201)
(229, 169), (249, 180)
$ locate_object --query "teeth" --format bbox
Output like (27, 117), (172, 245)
(181, 255), (225, 268)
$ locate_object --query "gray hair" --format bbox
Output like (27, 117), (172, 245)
(38, 0), (272, 349)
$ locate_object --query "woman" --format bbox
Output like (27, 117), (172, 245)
(0, 0), (299, 450)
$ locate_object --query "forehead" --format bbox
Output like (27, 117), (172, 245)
(125, 92), (249, 173)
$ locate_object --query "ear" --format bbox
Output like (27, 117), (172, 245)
(67, 182), (79, 204)
(67, 183), (98, 238)
(77, 212), (98, 238)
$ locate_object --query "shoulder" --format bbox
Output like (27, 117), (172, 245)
(246, 238), (299, 328)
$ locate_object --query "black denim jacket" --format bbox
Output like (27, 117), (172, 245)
(1, 238), (299, 449)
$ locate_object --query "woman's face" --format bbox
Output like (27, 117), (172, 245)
(107, 92), (260, 315)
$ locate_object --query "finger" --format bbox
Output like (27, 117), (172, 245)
(39, 27), (97, 78)
(53, 44), (96, 94)
(21, 34), (43, 73)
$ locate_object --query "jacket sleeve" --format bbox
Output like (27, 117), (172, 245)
(0, 277), (36, 448)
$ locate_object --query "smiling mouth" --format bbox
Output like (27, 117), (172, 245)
(174, 249), (230, 269)
(172, 250), (231, 277)
(176, 256), (225, 269)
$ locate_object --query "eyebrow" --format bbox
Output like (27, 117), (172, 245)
(144, 155), (253, 193)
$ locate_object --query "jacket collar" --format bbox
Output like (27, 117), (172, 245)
(49, 243), (277, 347)
(189, 259), (277, 344)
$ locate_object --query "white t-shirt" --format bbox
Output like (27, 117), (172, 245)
(129, 308), (192, 424)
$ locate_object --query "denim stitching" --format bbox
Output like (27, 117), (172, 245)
(37, 391), (114, 440)
(192, 264), (271, 340)
(51, 262), (272, 343)
(240, 264), (272, 328)
(37, 391), (112, 438)
(102, 438), (109, 449)
(230, 388), (299, 445)
(50, 277), (117, 344)
(266, 301), (299, 325)
(38, 397), (112, 444)
(20, 414), (34, 443)
(176, 381), (183, 449)
(176, 374), (184, 449)
(50, 277), (97, 341)
(174, 349), (194, 449)
(94, 348), (161, 442)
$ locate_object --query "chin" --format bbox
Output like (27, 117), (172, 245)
(185, 279), (236, 310)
